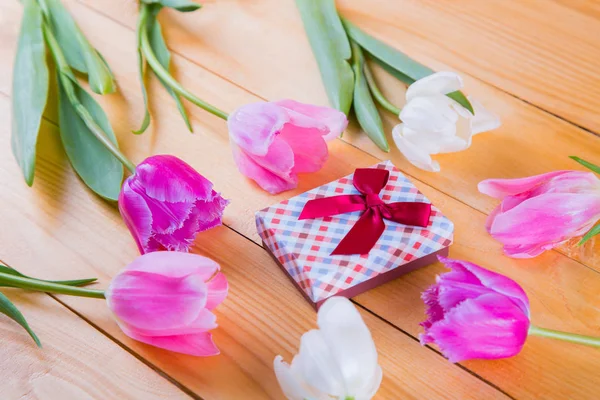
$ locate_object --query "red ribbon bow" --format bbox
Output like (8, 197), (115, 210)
(298, 168), (432, 255)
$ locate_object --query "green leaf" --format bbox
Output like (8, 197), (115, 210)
(343, 19), (474, 115)
(296, 0), (354, 115)
(351, 43), (389, 152)
(57, 76), (123, 200)
(0, 291), (41, 347)
(148, 9), (193, 132)
(141, 0), (201, 12)
(11, 0), (49, 186)
(133, 5), (152, 134)
(570, 156), (600, 174)
(0, 265), (97, 288)
(44, 0), (116, 94)
(580, 223), (600, 245)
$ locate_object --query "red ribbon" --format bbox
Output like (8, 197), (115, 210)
(298, 168), (432, 255)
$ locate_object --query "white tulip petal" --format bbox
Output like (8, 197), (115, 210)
(274, 356), (314, 400)
(469, 97), (501, 135)
(400, 95), (458, 135)
(438, 114), (472, 153)
(317, 297), (380, 397)
(406, 71), (464, 101)
(297, 330), (346, 396)
(355, 365), (384, 400)
(393, 124), (441, 172)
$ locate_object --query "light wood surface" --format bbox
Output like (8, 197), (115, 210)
(0, 0), (598, 399)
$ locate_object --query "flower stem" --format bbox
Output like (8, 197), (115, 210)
(358, 44), (402, 116)
(529, 325), (600, 348)
(139, 5), (229, 121)
(43, 23), (136, 174)
(0, 272), (105, 299)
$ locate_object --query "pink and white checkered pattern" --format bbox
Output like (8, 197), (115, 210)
(256, 161), (454, 304)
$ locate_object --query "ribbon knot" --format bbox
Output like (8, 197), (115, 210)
(298, 168), (432, 255)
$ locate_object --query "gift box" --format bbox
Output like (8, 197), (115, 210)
(256, 160), (454, 309)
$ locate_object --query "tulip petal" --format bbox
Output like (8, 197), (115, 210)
(420, 285), (445, 330)
(469, 97), (501, 135)
(119, 181), (153, 254)
(123, 251), (221, 281)
(400, 95), (458, 135)
(406, 71), (463, 101)
(317, 297), (380, 397)
(421, 293), (530, 363)
(296, 329), (346, 396)
(392, 124), (440, 172)
(276, 99), (348, 141)
(273, 356), (318, 400)
(121, 325), (220, 357)
(206, 272), (229, 310)
(489, 193), (600, 258)
(228, 102), (288, 156)
(478, 171), (573, 199)
(134, 155), (214, 203)
(438, 256), (530, 316)
(117, 308), (218, 337)
(280, 124), (329, 173)
(231, 141), (298, 194)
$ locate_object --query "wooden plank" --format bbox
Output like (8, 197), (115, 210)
(0, 99), (507, 399)
(1, 1), (598, 398)
(73, 0), (600, 269)
(0, 278), (192, 399)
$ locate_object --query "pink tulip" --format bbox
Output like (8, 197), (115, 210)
(479, 171), (600, 258)
(119, 155), (229, 254)
(420, 257), (530, 363)
(227, 100), (347, 194)
(105, 252), (228, 356)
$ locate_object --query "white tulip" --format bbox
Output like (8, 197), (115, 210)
(392, 71), (501, 172)
(274, 297), (382, 400)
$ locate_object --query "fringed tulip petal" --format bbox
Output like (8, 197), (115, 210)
(422, 293), (530, 363)
(119, 156), (228, 254)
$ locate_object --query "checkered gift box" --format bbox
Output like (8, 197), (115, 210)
(256, 160), (454, 309)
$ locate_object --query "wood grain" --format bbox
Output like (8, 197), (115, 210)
(0, 282), (191, 399)
(0, 96), (506, 399)
(1, 0), (599, 399)
(74, 0), (600, 268)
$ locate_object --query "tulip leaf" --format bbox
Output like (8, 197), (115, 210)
(140, 0), (202, 12)
(296, 0), (354, 115)
(43, 0), (116, 94)
(342, 19), (474, 115)
(351, 43), (389, 152)
(570, 156), (600, 175)
(580, 224), (600, 246)
(0, 291), (41, 347)
(11, 0), (49, 186)
(0, 265), (97, 288)
(134, 6), (152, 134)
(147, 8), (193, 131)
(57, 75), (123, 200)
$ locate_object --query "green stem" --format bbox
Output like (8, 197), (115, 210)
(355, 42), (401, 116)
(43, 23), (137, 174)
(139, 5), (229, 121)
(0, 272), (105, 299)
(529, 325), (600, 348)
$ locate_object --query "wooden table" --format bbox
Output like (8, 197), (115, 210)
(1, 0), (599, 398)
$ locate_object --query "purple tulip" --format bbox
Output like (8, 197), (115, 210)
(119, 155), (228, 254)
(420, 257), (530, 363)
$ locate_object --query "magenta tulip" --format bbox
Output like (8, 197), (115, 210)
(420, 257), (530, 363)
(227, 100), (347, 194)
(119, 155), (229, 254)
(479, 171), (600, 258)
(105, 252), (228, 356)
